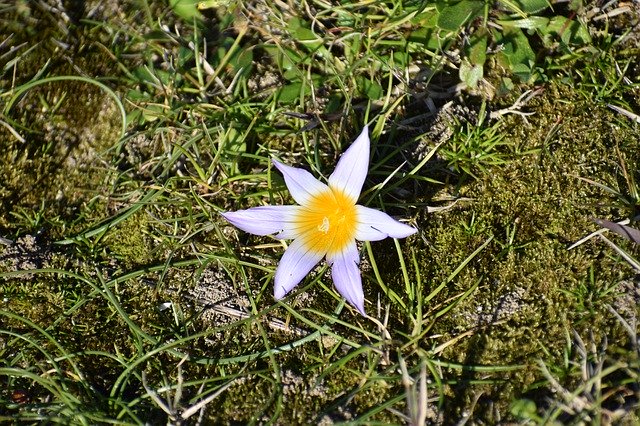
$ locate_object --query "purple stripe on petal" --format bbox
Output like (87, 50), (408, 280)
(354, 205), (417, 241)
(274, 237), (324, 300)
(327, 242), (365, 315)
(221, 206), (298, 238)
(328, 126), (370, 203)
(272, 160), (329, 206)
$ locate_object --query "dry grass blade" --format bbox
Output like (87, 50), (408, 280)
(591, 218), (640, 244)
(568, 218), (630, 250)
(608, 104), (640, 123)
(598, 234), (640, 272)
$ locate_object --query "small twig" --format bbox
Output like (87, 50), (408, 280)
(426, 197), (474, 213)
(489, 88), (543, 121)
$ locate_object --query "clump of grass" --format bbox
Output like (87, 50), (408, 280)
(438, 104), (513, 179)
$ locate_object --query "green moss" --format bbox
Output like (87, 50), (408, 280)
(0, 81), (122, 238)
(0, 2), (130, 239)
(407, 84), (640, 419)
(102, 211), (153, 268)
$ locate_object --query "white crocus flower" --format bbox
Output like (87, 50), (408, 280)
(222, 126), (417, 315)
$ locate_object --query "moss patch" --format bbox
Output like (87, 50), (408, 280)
(409, 84), (640, 418)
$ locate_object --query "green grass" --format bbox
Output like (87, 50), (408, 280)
(1, 0), (639, 423)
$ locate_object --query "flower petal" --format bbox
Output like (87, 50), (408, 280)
(327, 242), (365, 315)
(274, 237), (324, 300)
(221, 206), (299, 238)
(354, 205), (417, 241)
(328, 126), (370, 203)
(272, 160), (329, 206)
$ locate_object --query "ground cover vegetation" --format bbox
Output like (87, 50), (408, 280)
(0, 0), (639, 424)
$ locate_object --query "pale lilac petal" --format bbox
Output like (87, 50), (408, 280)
(221, 206), (299, 238)
(272, 160), (329, 206)
(354, 205), (417, 241)
(328, 126), (370, 203)
(327, 242), (365, 315)
(274, 237), (324, 300)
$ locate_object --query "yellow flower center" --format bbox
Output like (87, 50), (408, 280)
(294, 186), (358, 256)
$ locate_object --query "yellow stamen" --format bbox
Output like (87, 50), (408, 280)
(294, 186), (357, 255)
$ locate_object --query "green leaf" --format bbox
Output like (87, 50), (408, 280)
(496, 16), (549, 30)
(408, 26), (454, 51)
(392, 51), (409, 68)
(231, 48), (253, 72)
(356, 77), (383, 100)
(494, 27), (536, 82)
(436, 0), (484, 31)
(262, 45), (303, 79)
(278, 82), (303, 104)
(169, 0), (202, 21)
(497, 77), (515, 96)
(197, 0), (234, 9)
(143, 30), (175, 42)
(510, 398), (542, 421)
(466, 30), (488, 65)
(500, 0), (550, 14)
(543, 16), (592, 46)
(288, 17), (323, 51)
(141, 104), (166, 122)
(460, 60), (483, 89)
(132, 66), (155, 85)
